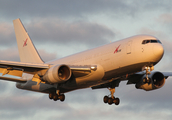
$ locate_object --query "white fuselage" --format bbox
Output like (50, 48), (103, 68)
(48, 35), (163, 89)
(17, 35), (164, 93)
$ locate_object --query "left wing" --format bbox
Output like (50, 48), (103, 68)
(92, 71), (172, 90)
(161, 72), (172, 79)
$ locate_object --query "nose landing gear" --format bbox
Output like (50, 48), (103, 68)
(142, 66), (154, 83)
(103, 88), (120, 105)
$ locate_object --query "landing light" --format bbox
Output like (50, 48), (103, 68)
(91, 65), (97, 70)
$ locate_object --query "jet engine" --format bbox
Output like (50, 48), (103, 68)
(135, 72), (165, 91)
(42, 64), (72, 84)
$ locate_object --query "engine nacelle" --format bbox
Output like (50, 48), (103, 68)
(135, 72), (165, 91)
(42, 64), (72, 84)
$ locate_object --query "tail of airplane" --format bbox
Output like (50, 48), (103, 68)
(13, 18), (44, 63)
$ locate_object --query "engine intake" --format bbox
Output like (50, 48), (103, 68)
(42, 64), (71, 84)
(135, 72), (165, 91)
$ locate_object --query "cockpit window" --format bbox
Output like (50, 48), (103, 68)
(142, 40), (162, 44)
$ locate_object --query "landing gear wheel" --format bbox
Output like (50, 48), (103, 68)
(53, 94), (59, 101)
(59, 94), (65, 102)
(108, 98), (113, 105)
(103, 96), (109, 103)
(114, 98), (120, 105)
(49, 93), (54, 99)
(48, 90), (66, 102)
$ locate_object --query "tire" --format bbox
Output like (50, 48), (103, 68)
(49, 93), (53, 99)
(114, 98), (120, 105)
(53, 94), (58, 101)
(108, 98), (113, 105)
(59, 94), (65, 102)
(103, 96), (109, 103)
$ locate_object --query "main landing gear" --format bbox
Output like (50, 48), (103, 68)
(49, 91), (65, 102)
(103, 88), (120, 105)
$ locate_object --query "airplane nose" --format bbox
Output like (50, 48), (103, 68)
(153, 44), (164, 61)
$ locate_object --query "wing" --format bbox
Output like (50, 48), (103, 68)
(0, 60), (49, 83)
(0, 76), (27, 83)
(0, 60), (98, 83)
(0, 60), (49, 77)
(127, 71), (172, 84)
(92, 71), (172, 90)
(161, 72), (172, 79)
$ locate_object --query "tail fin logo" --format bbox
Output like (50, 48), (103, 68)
(23, 38), (28, 47)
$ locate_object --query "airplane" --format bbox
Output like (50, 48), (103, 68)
(0, 18), (171, 106)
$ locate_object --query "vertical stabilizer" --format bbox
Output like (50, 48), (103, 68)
(13, 18), (44, 63)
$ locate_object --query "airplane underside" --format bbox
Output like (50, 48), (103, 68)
(16, 61), (157, 105)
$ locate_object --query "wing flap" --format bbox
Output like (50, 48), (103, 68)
(0, 76), (27, 83)
(0, 68), (23, 77)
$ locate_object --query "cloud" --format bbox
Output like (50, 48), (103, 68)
(1, 0), (171, 20)
(38, 49), (57, 62)
(157, 13), (172, 24)
(0, 48), (19, 61)
(1, 1), (172, 120)
(25, 18), (115, 47)
(0, 22), (16, 46)
(0, 47), (57, 63)
(0, 93), (73, 120)
(0, 0), (136, 19)
(0, 18), (115, 49)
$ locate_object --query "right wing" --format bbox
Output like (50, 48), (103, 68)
(0, 76), (27, 83)
(0, 60), (49, 77)
(0, 60), (98, 83)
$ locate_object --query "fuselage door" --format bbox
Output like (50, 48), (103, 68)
(126, 41), (132, 54)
